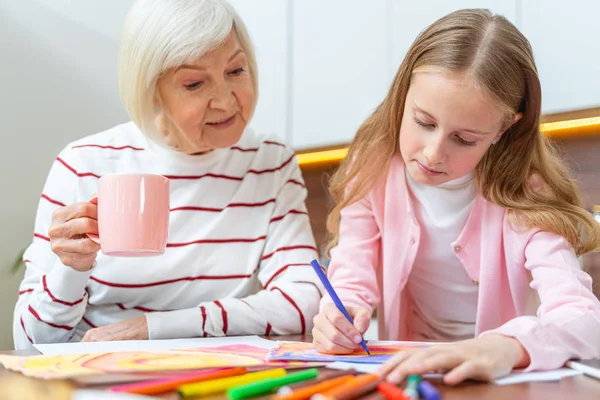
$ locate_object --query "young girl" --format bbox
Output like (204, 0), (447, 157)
(312, 9), (600, 385)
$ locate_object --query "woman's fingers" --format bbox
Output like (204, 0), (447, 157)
(48, 202), (100, 271)
(52, 202), (98, 224)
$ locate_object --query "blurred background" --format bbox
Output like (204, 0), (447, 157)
(1, 0), (599, 349)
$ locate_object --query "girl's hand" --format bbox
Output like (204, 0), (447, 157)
(48, 198), (101, 271)
(378, 334), (529, 385)
(312, 303), (371, 354)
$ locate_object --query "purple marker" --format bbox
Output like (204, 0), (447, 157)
(417, 380), (440, 400)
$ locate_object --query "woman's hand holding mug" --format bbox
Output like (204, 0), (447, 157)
(49, 199), (101, 272)
(49, 173), (170, 271)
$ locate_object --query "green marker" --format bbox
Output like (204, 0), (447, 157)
(226, 368), (319, 400)
(404, 375), (421, 399)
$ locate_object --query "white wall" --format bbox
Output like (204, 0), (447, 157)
(291, 0), (392, 149)
(521, 0), (600, 113)
(0, 0), (131, 349)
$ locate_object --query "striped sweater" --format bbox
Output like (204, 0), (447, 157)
(14, 122), (323, 349)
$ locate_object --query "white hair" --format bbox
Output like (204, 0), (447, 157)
(118, 0), (258, 143)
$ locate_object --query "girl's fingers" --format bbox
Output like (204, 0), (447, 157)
(444, 360), (486, 385)
(378, 350), (414, 381)
(323, 304), (364, 347)
(313, 327), (356, 354)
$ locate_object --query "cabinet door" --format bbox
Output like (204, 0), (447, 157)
(390, 1), (517, 72)
(228, 0), (289, 142)
(291, 0), (391, 149)
(521, 0), (600, 113)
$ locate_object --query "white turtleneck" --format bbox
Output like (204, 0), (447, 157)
(405, 169), (479, 342)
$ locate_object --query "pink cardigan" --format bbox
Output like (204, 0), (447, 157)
(326, 155), (600, 371)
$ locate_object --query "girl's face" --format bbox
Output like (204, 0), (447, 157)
(399, 71), (516, 186)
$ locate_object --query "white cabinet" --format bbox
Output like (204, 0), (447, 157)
(228, 0), (289, 142)
(521, 0), (600, 114)
(290, 0), (392, 149)
(289, 0), (518, 150)
(7, 0), (598, 154)
(389, 1), (517, 69)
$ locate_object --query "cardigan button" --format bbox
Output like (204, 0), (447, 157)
(453, 245), (462, 252)
(472, 279), (479, 285)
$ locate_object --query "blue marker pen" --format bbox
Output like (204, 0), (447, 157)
(310, 259), (371, 355)
(417, 380), (440, 400)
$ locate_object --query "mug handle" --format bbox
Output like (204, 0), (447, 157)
(86, 195), (101, 244)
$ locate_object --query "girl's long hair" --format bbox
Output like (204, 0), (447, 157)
(327, 9), (600, 256)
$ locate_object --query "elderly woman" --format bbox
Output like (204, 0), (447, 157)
(14, 0), (322, 349)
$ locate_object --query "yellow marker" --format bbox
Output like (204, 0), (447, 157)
(179, 368), (287, 398)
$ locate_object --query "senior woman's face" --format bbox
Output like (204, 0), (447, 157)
(157, 31), (254, 153)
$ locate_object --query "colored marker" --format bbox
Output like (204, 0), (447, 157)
(417, 380), (440, 400)
(109, 368), (246, 395)
(312, 373), (380, 400)
(360, 392), (386, 400)
(273, 375), (356, 400)
(227, 369), (319, 400)
(377, 381), (410, 400)
(335, 379), (380, 400)
(310, 259), (370, 355)
(403, 375), (420, 399)
(277, 369), (357, 395)
(179, 368), (286, 398)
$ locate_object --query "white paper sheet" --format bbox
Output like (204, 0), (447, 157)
(34, 335), (275, 355)
(493, 368), (582, 385)
(72, 390), (155, 400)
(326, 362), (583, 386)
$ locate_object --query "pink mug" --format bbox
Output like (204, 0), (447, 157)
(88, 174), (170, 257)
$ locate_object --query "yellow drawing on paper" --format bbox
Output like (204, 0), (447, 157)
(0, 344), (300, 380)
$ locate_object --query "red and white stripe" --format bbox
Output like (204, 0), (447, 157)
(13, 122), (322, 348)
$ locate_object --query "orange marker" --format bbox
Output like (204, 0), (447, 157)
(109, 367), (247, 396)
(377, 381), (410, 400)
(278, 369), (357, 395)
(313, 374), (381, 400)
(334, 379), (380, 400)
(273, 375), (355, 400)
